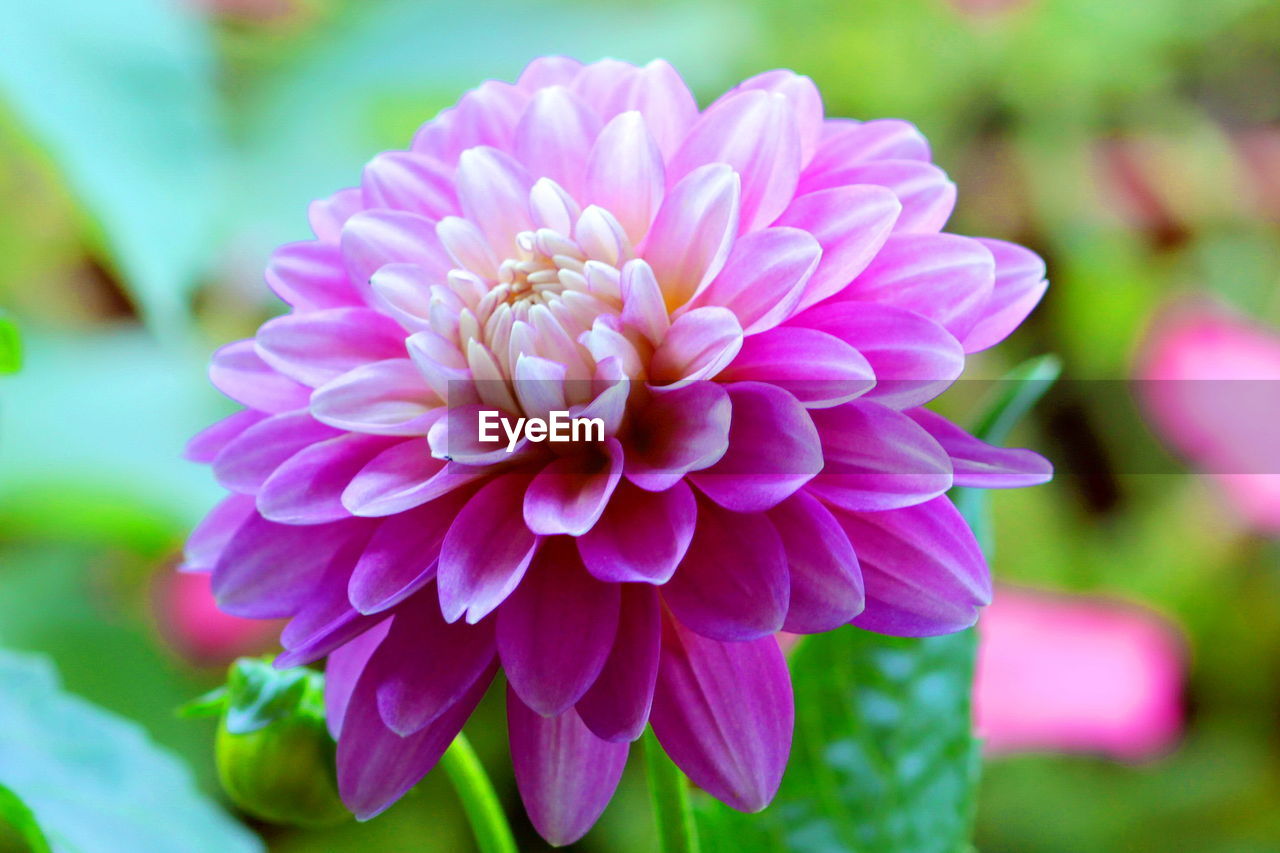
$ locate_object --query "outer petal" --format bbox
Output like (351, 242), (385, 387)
(341, 210), (453, 298)
(732, 70), (824, 165)
(769, 491), (864, 633)
(324, 621), (390, 739)
(620, 59), (699, 159)
(455, 146), (534, 257)
(650, 617), (793, 813)
(497, 537), (621, 716)
(523, 439), (624, 536)
(514, 86), (602, 200)
(835, 496), (991, 636)
(308, 187), (363, 243)
(256, 307), (407, 388)
(717, 326), (875, 409)
(662, 496), (789, 641)
(183, 493), (257, 571)
(689, 382), (823, 512)
(185, 409), (269, 464)
(799, 160), (956, 233)
(686, 227), (821, 334)
(774, 186), (900, 311)
(807, 400), (953, 511)
(212, 410), (340, 494)
(367, 596), (497, 736)
(210, 340), (310, 413)
(256, 433), (400, 524)
(310, 359), (440, 435)
(586, 111), (665, 243)
(438, 473), (540, 624)
(650, 307), (744, 385)
(361, 150), (458, 219)
(804, 119), (931, 179)
(508, 690), (630, 847)
(907, 409), (1053, 488)
(343, 440), (486, 517)
(793, 302), (964, 409)
(337, 660), (495, 820)
(576, 584), (662, 742)
(577, 480), (696, 584)
(642, 164), (741, 310)
(626, 382), (731, 491)
(961, 238), (1049, 353)
(669, 90), (801, 232)
(266, 241), (362, 311)
(412, 80), (528, 162)
(836, 233), (995, 341)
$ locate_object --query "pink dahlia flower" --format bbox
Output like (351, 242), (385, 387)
(975, 587), (1184, 760)
(1140, 297), (1280, 533)
(184, 57), (1050, 842)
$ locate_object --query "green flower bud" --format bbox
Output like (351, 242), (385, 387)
(187, 657), (349, 829)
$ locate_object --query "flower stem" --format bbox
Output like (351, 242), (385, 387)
(643, 729), (701, 853)
(440, 733), (517, 853)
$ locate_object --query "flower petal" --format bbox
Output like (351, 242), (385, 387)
(625, 382), (731, 491)
(689, 382), (823, 512)
(498, 536), (621, 716)
(183, 493), (257, 571)
(324, 621), (390, 739)
(266, 241), (362, 311)
(800, 159), (956, 233)
(212, 409), (340, 494)
(586, 111), (665, 243)
(343, 439), (486, 517)
(642, 164), (741, 310)
(804, 119), (930, 179)
(907, 409), (1053, 488)
(310, 359), (440, 435)
(577, 479), (696, 584)
(184, 409), (267, 464)
(362, 150), (458, 219)
(576, 584), (662, 742)
(620, 59), (699, 159)
(256, 433), (400, 524)
(650, 617), (793, 813)
(650, 306), (744, 385)
(514, 86), (602, 199)
(523, 439), (624, 536)
(438, 473), (540, 623)
(961, 238), (1049, 353)
(662, 496), (788, 641)
(733, 70), (824, 165)
(835, 496), (991, 636)
(718, 326), (875, 409)
(508, 689), (630, 847)
(686, 227), (821, 334)
(768, 491), (864, 633)
(455, 146), (534, 257)
(341, 210), (453, 297)
(256, 307), (407, 387)
(210, 340), (310, 413)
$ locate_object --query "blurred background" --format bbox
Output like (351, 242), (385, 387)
(2, 0), (1280, 850)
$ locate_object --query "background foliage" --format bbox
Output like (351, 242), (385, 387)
(2, 0), (1280, 850)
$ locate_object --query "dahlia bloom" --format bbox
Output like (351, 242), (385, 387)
(1140, 298), (1280, 533)
(975, 587), (1183, 760)
(184, 57), (1050, 842)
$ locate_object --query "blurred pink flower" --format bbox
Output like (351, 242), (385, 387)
(1140, 298), (1280, 532)
(152, 568), (279, 666)
(975, 587), (1184, 759)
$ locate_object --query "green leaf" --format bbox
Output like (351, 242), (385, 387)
(0, 782), (51, 853)
(220, 657), (323, 736)
(0, 649), (262, 853)
(0, 0), (225, 335)
(0, 315), (20, 375)
(695, 355), (1060, 852)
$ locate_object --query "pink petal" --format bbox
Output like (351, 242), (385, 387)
(619, 59), (698, 160)
(455, 146), (534, 258)
(515, 56), (584, 91)
(662, 496), (788, 641)
(256, 433), (400, 524)
(362, 150), (458, 219)
(256, 307), (407, 387)
(308, 187), (364, 243)
(686, 227), (821, 334)
(212, 409), (340, 493)
(343, 439), (486, 517)
(498, 538), (620, 716)
(266, 241), (362, 311)
(732, 70), (824, 165)
(310, 359), (440, 435)
(183, 493), (257, 571)
(804, 119), (931, 179)
(907, 409), (1053, 488)
(718, 327), (875, 408)
(576, 585), (662, 742)
(625, 382), (731, 491)
(184, 409), (267, 464)
(337, 660), (495, 820)
(508, 689), (630, 847)
(523, 440), (624, 536)
(438, 473), (540, 623)
(650, 617), (793, 812)
(650, 306), (744, 385)
(961, 238), (1049, 353)
(641, 164), (741, 310)
(690, 382), (823, 512)
(836, 496), (991, 636)
(837, 233), (995, 340)
(769, 491), (864, 633)
(324, 621), (389, 739)
(568, 59), (640, 116)
(209, 340), (310, 413)
(669, 90), (801, 233)
(774, 186), (900, 312)
(347, 490), (472, 614)
(577, 479), (696, 584)
(800, 159), (956, 233)
(368, 596), (496, 735)
(619, 259), (670, 345)
(514, 86), (602, 199)
(412, 80), (528, 163)
(341, 210), (452, 298)
(794, 301), (964, 409)
(586, 111), (665, 243)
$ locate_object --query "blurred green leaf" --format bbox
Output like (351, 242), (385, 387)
(0, 315), (20, 375)
(0, 0), (225, 335)
(0, 649), (261, 852)
(0, 782), (51, 853)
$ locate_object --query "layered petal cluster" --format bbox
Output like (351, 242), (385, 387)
(184, 57), (1049, 843)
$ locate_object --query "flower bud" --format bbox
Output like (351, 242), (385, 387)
(189, 657), (349, 828)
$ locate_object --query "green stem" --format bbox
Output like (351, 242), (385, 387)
(440, 734), (517, 853)
(643, 729), (701, 853)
